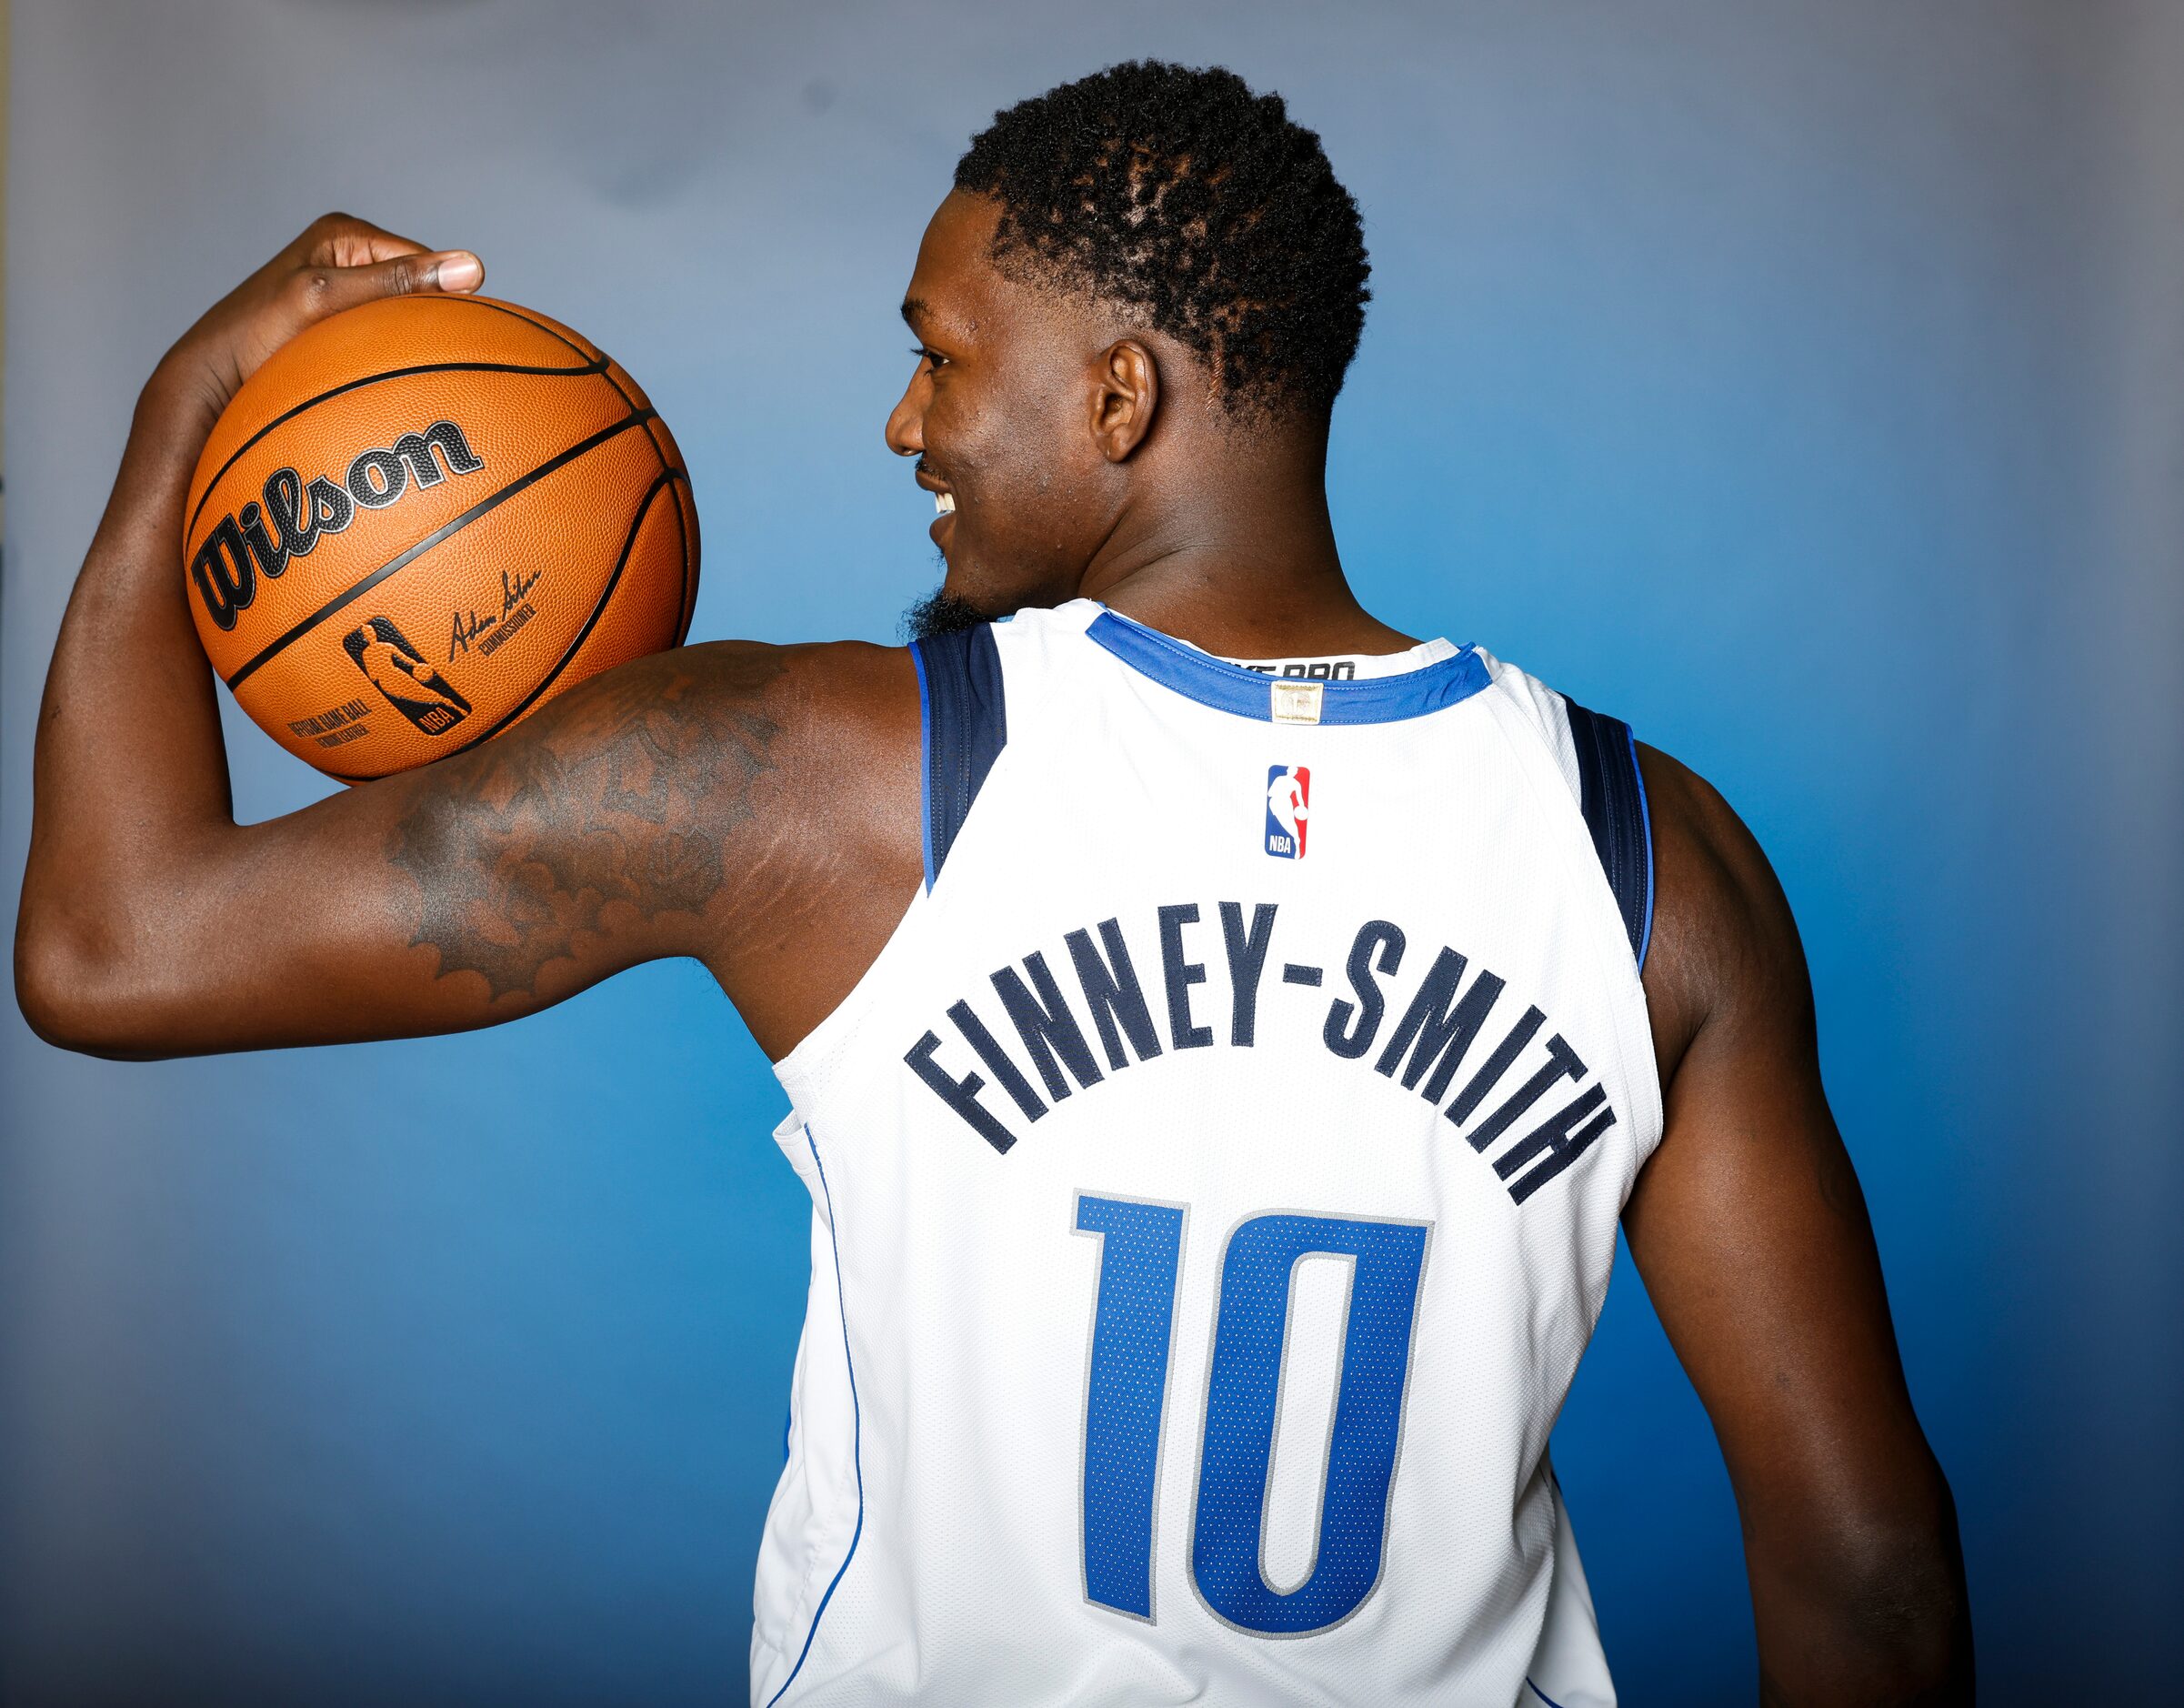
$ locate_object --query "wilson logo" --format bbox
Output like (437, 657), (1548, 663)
(190, 419), (486, 632)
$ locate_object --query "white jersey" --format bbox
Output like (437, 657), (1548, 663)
(752, 598), (1662, 1707)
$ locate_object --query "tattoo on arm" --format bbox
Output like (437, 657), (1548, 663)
(385, 649), (786, 1000)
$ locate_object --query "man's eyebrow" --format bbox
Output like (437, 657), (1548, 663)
(900, 296), (928, 328)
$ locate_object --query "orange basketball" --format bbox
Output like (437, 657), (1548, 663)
(184, 293), (698, 781)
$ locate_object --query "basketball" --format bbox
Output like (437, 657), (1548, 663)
(183, 293), (698, 781)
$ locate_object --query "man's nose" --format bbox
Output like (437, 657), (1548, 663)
(885, 382), (924, 457)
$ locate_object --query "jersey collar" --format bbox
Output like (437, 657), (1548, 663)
(1083, 607), (1489, 725)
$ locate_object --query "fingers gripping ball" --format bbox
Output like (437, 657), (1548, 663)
(184, 294), (699, 780)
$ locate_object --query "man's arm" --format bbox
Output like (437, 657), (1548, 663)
(15, 215), (921, 1060)
(1626, 747), (1973, 1703)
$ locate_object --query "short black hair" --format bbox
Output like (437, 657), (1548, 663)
(953, 60), (1370, 422)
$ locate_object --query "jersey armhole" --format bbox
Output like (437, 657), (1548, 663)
(1560, 698), (1656, 970)
(909, 625), (1008, 891)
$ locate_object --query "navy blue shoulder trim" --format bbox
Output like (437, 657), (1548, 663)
(1563, 698), (1655, 969)
(909, 625), (1007, 891)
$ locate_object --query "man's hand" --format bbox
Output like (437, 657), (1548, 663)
(148, 212), (484, 444)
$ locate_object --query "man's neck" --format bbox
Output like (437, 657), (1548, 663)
(1076, 441), (1421, 658)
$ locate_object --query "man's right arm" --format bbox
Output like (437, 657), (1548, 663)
(19, 633), (917, 1060)
(15, 213), (923, 1061)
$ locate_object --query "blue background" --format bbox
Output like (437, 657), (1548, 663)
(5, 2), (2179, 1701)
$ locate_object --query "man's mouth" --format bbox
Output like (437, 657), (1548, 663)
(918, 463), (957, 546)
(915, 457), (956, 519)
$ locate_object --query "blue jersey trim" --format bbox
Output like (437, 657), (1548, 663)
(765, 1128), (866, 1708)
(1085, 609), (1490, 725)
(1627, 721), (1656, 970)
(1525, 1677), (1572, 1708)
(1563, 698), (1652, 969)
(908, 642), (936, 892)
(910, 626), (1007, 888)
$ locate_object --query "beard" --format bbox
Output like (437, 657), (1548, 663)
(900, 588), (993, 640)
(900, 553), (997, 641)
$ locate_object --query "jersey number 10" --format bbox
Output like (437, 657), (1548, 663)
(1074, 1193), (1430, 1636)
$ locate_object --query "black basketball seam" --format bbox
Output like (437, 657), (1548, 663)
(611, 394), (686, 638)
(579, 348), (689, 638)
(469, 301), (674, 511)
(470, 298), (669, 470)
(225, 407), (656, 691)
(462, 296), (602, 363)
(462, 299), (684, 563)
(465, 301), (620, 382)
(670, 470), (697, 645)
(416, 467), (687, 768)
(626, 415), (692, 643)
(601, 364), (644, 415)
(185, 354), (609, 544)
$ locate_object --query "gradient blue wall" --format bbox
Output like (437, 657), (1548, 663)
(5, 3), (2179, 1702)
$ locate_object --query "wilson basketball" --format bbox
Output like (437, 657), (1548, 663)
(184, 293), (698, 781)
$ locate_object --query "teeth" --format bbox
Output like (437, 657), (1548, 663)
(935, 491), (956, 515)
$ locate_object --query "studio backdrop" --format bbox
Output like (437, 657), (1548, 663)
(4, 2), (2179, 1703)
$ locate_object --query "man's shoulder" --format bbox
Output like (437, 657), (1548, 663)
(662, 636), (923, 769)
(638, 638), (922, 1050)
(1635, 741), (1812, 1079)
(662, 633), (923, 850)
(544, 636), (919, 795)
(675, 635), (918, 714)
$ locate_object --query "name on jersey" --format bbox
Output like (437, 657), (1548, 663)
(903, 903), (1619, 1207)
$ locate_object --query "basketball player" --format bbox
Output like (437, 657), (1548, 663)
(16, 62), (1970, 1707)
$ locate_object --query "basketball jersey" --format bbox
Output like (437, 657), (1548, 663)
(750, 598), (1661, 1707)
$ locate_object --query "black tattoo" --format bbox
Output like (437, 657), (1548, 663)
(386, 648), (785, 1000)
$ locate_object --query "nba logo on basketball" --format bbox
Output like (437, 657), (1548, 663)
(1266, 765), (1310, 859)
(342, 615), (474, 737)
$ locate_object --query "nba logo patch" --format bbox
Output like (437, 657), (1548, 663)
(342, 614), (473, 737)
(1266, 765), (1310, 859)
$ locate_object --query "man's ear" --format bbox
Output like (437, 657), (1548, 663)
(1089, 338), (1159, 462)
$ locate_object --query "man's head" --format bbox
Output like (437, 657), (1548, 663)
(888, 61), (1371, 637)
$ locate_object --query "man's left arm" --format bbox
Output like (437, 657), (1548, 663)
(1622, 746), (1973, 1705)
